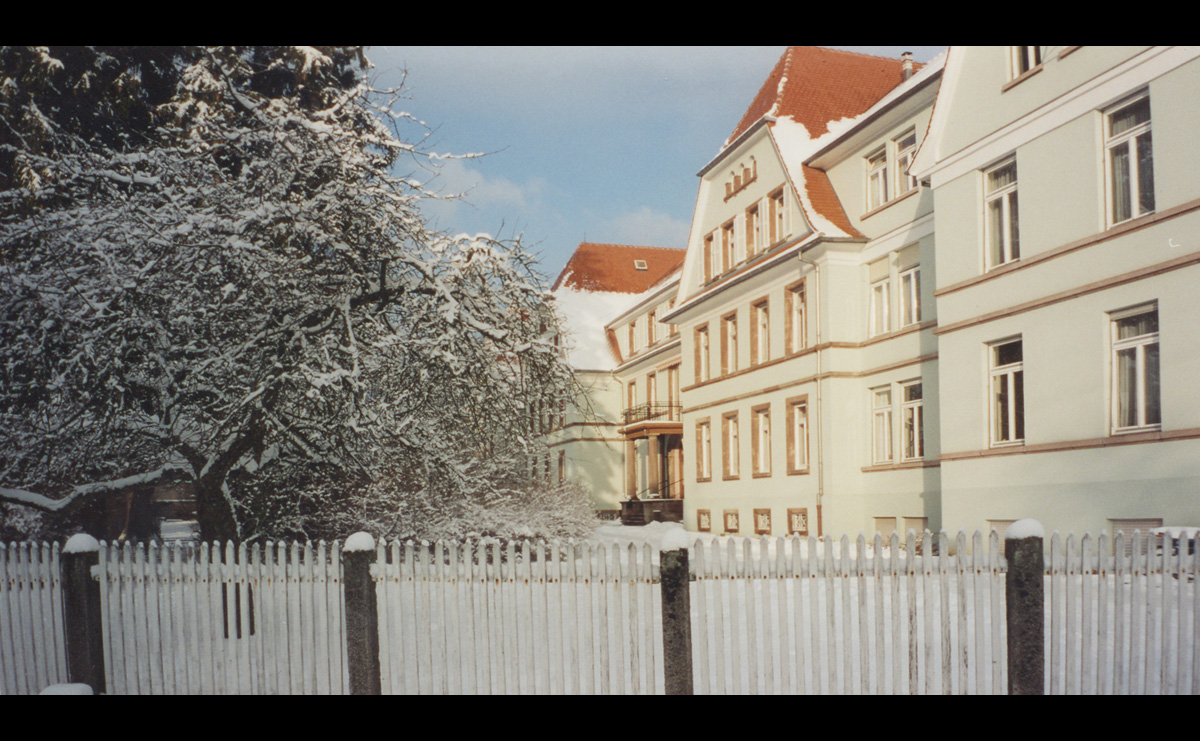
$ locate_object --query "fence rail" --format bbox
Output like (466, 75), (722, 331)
(1, 527), (1197, 694)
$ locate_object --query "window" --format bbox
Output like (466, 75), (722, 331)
(647, 309), (656, 345)
(899, 267), (920, 327)
(696, 419), (712, 481)
(754, 509), (772, 535)
(668, 299), (678, 336)
(786, 281), (806, 353)
(629, 318), (639, 354)
(746, 202), (762, 258)
(786, 397), (808, 474)
(722, 220), (736, 272)
(896, 131), (918, 196)
(695, 325), (710, 383)
(1112, 306), (1160, 432)
(1106, 93), (1154, 225)
(1010, 46), (1042, 78)
(697, 509), (712, 532)
(646, 371), (657, 407)
(788, 508), (809, 536)
(990, 339), (1025, 446)
(901, 381), (924, 460)
(704, 234), (715, 283)
(872, 387), (893, 463)
(985, 158), (1019, 269)
(752, 404), (771, 476)
(634, 259), (648, 271)
(723, 510), (740, 534)
(867, 149), (889, 210)
(667, 365), (680, 418)
(870, 278), (890, 337)
(769, 188), (786, 245)
(721, 312), (738, 375)
(751, 299), (769, 365)
(627, 380), (637, 412)
(722, 411), (740, 479)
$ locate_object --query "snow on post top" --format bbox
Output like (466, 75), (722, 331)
(343, 532), (376, 552)
(63, 533), (100, 553)
(659, 526), (692, 553)
(1005, 519), (1044, 540)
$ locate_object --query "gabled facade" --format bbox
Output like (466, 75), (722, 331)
(663, 47), (944, 538)
(548, 243), (686, 517)
(911, 46), (1200, 539)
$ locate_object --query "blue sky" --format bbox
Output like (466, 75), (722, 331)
(365, 46), (947, 283)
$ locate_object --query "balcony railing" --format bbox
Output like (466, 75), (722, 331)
(622, 402), (681, 425)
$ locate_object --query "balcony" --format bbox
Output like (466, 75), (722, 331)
(622, 402), (681, 425)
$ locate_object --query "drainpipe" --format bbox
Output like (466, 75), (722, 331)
(797, 250), (824, 536)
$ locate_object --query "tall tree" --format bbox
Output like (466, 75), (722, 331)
(0, 46), (578, 541)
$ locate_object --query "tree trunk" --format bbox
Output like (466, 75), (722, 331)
(194, 478), (239, 542)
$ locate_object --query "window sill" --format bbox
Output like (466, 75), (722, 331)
(1112, 424), (1162, 437)
(752, 471), (771, 479)
(860, 187), (919, 220)
(862, 459), (939, 473)
(1001, 64), (1043, 92)
(787, 467), (811, 476)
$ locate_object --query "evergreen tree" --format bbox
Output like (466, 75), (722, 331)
(0, 46), (583, 541)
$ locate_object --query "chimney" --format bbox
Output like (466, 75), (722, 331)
(901, 52), (914, 81)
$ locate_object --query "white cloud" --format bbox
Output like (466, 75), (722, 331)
(603, 206), (690, 248)
(414, 157), (547, 236)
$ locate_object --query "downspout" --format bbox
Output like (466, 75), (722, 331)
(797, 251), (824, 536)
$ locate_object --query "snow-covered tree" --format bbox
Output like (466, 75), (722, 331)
(0, 46), (582, 541)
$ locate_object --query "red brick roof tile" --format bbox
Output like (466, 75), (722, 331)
(552, 243), (686, 294)
(728, 47), (920, 145)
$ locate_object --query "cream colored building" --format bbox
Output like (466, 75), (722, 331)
(548, 243), (686, 517)
(911, 46), (1200, 539)
(659, 47), (944, 537)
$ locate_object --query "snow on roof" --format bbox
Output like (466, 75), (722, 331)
(551, 243), (685, 371)
(725, 47), (922, 150)
(743, 48), (947, 240)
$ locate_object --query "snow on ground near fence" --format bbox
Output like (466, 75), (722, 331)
(2, 526), (1197, 694)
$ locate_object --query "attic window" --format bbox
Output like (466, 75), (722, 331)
(634, 260), (648, 271)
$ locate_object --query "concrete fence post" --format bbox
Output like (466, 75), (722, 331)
(1005, 519), (1045, 695)
(61, 534), (105, 694)
(659, 528), (694, 695)
(342, 532), (381, 695)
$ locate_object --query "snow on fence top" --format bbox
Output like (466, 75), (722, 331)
(1005, 519), (1044, 540)
(62, 533), (100, 553)
(343, 531), (376, 552)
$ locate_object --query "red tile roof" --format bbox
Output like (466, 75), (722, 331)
(801, 164), (865, 238)
(727, 47), (920, 145)
(552, 243), (686, 294)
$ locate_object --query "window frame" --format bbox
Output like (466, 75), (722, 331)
(751, 403), (771, 477)
(722, 411), (740, 480)
(984, 157), (1020, 270)
(751, 298), (770, 365)
(900, 380), (924, 461)
(786, 395), (809, 475)
(785, 280), (806, 354)
(870, 277), (890, 337)
(697, 509), (712, 532)
(695, 418), (712, 482)
(989, 338), (1025, 447)
(1111, 304), (1161, 434)
(895, 130), (918, 196)
(746, 201), (762, 259)
(721, 219), (737, 273)
(1009, 46), (1043, 79)
(871, 386), (894, 464)
(787, 508), (809, 536)
(867, 147), (889, 211)
(899, 266), (921, 328)
(1105, 92), (1154, 226)
(721, 311), (738, 376)
(769, 188), (787, 246)
(753, 508), (772, 535)
(694, 324), (710, 383)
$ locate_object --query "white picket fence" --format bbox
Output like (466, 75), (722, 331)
(0, 542), (68, 694)
(1, 529), (1197, 694)
(376, 539), (663, 695)
(689, 530), (1007, 695)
